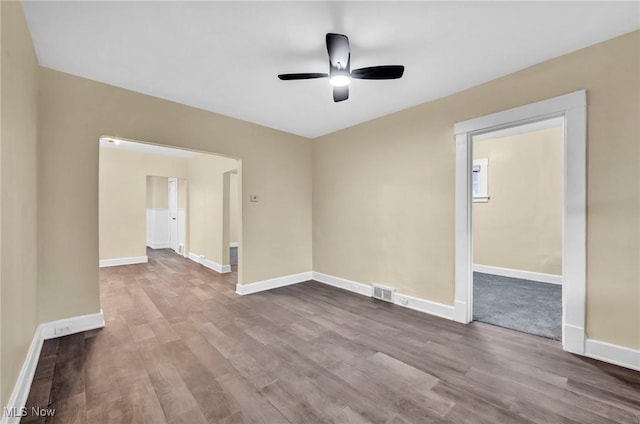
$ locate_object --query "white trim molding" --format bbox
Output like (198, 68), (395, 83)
(472, 116), (563, 142)
(312, 272), (373, 297)
(312, 272), (454, 321)
(584, 339), (640, 372)
(1, 311), (105, 424)
(99, 256), (148, 268)
(453, 90), (587, 356)
(236, 271), (312, 295)
(393, 293), (454, 320)
(147, 241), (170, 249)
(40, 310), (106, 340)
(1, 331), (43, 424)
(229, 242), (239, 248)
(188, 252), (230, 274)
(473, 264), (562, 285)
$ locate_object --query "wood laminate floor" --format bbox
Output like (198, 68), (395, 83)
(22, 248), (640, 423)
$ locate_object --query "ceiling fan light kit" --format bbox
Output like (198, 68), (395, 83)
(329, 72), (350, 87)
(278, 33), (404, 102)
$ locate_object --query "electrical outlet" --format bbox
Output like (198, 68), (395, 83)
(55, 325), (72, 336)
(400, 297), (409, 306)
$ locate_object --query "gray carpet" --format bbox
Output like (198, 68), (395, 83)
(473, 272), (561, 340)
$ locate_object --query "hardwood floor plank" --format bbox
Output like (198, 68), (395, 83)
(259, 379), (327, 424)
(22, 248), (640, 424)
(216, 374), (292, 424)
(465, 366), (634, 424)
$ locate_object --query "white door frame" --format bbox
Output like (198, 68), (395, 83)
(453, 90), (587, 354)
(168, 177), (179, 253)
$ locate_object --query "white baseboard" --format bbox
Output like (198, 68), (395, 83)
(312, 272), (454, 321)
(1, 328), (43, 424)
(563, 324), (585, 355)
(40, 310), (106, 340)
(99, 256), (148, 268)
(393, 293), (454, 320)
(202, 258), (230, 274)
(236, 271), (312, 295)
(473, 264), (562, 285)
(311, 272), (373, 297)
(229, 242), (238, 248)
(585, 339), (640, 372)
(188, 252), (230, 274)
(188, 252), (201, 263)
(454, 300), (470, 324)
(1, 310), (105, 424)
(147, 241), (170, 249)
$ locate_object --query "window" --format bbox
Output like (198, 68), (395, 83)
(472, 158), (489, 202)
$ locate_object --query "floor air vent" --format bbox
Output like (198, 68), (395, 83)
(373, 284), (395, 303)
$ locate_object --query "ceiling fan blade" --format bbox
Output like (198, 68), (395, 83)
(326, 33), (350, 70)
(351, 65), (405, 80)
(333, 86), (349, 102)
(278, 73), (328, 80)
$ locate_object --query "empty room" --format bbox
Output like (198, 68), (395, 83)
(1, 1), (639, 424)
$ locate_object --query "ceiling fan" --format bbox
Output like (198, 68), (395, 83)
(278, 33), (405, 102)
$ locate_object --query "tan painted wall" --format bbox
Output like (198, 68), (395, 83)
(178, 179), (187, 210)
(229, 172), (239, 244)
(313, 31), (640, 349)
(40, 68), (313, 322)
(146, 176), (169, 209)
(99, 147), (189, 260)
(473, 127), (563, 276)
(101, 147), (240, 265)
(0, 2), (39, 407)
(188, 154), (238, 266)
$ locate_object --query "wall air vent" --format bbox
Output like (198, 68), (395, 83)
(372, 284), (395, 303)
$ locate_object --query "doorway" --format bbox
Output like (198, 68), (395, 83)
(99, 136), (242, 286)
(168, 177), (179, 253)
(453, 91), (587, 354)
(145, 176), (186, 256)
(471, 118), (563, 340)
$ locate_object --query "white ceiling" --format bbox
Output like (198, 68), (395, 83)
(23, 1), (639, 138)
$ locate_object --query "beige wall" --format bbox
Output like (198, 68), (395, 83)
(473, 127), (563, 276)
(188, 153), (238, 266)
(146, 176), (169, 209)
(40, 68), (313, 322)
(178, 178), (187, 210)
(0, 2), (39, 407)
(313, 31), (639, 349)
(99, 147), (189, 260)
(101, 147), (240, 265)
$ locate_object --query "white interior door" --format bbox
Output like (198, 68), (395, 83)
(168, 178), (178, 252)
